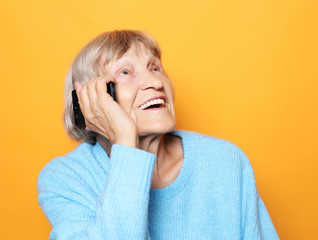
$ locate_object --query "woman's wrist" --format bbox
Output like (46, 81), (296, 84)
(114, 129), (138, 148)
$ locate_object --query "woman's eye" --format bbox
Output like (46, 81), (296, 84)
(120, 70), (129, 76)
(152, 66), (160, 72)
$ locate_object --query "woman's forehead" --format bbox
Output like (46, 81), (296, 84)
(99, 41), (161, 74)
(109, 44), (160, 67)
(120, 42), (157, 59)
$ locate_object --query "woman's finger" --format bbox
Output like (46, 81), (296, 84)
(77, 82), (92, 120)
(74, 81), (87, 111)
(74, 81), (83, 93)
(87, 78), (99, 114)
(96, 76), (116, 107)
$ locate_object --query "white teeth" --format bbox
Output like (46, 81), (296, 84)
(138, 98), (165, 110)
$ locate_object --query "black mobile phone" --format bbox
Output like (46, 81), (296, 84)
(72, 82), (116, 127)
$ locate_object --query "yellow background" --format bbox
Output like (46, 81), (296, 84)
(1, 0), (317, 239)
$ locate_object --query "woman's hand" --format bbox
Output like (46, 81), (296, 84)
(74, 75), (138, 148)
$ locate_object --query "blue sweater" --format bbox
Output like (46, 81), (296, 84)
(37, 130), (279, 239)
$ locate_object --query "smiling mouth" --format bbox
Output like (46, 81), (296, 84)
(138, 98), (166, 110)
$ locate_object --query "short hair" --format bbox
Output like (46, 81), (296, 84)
(64, 30), (162, 144)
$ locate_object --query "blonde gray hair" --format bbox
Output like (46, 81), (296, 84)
(64, 30), (161, 144)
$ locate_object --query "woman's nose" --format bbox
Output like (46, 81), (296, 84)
(139, 71), (163, 90)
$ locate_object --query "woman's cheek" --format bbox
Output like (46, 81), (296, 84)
(115, 82), (139, 108)
(115, 74), (136, 83)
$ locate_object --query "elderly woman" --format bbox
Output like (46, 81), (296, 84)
(37, 30), (279, 240)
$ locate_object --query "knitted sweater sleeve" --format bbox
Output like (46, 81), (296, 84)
(240, 150), (279, 240)
(37, 144), (156, 240)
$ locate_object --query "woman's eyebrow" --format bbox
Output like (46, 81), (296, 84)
(111, 57), (132, 71)
(149, 55), (160, 62)
(151, 57), (163, 67)
(111, 55), (161, 72)
(147, 55), (161, 66)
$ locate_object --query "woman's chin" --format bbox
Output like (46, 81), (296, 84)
(137, 122), (176, 137)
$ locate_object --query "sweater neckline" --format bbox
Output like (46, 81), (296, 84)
(92, 130), (194, 203)
(149, 130), (194, 203)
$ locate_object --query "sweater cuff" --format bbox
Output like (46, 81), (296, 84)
(107, 144), (157, 194)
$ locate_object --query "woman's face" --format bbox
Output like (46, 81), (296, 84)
(106, 43), (176, 137)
